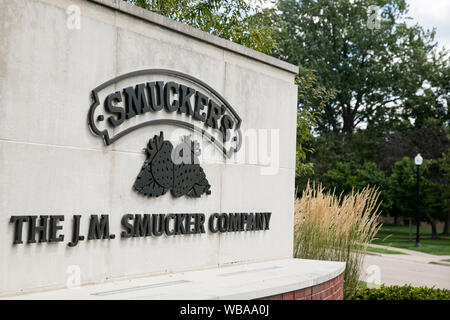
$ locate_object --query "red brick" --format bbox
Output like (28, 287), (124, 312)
(293, 289), (305, 299)
(294, 288), (308, 299)
(305, 287), (312, 296)
(312, 283), (326, 294)
(257, 271), (344, 301)
(283, 291), (295, 300)
(332, 284), (339, 294)
(311, 293), (321, 300)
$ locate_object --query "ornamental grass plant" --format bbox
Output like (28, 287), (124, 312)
(294, 183), (382, 299)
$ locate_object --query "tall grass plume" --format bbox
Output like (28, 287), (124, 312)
(294, 183), (382, 299)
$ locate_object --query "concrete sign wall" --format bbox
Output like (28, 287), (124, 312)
(0, 0), (298, 295)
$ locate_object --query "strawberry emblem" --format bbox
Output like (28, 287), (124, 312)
(133, 132), (211, 198)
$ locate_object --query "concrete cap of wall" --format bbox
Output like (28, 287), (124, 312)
(88, 0), (299, 75)
(2, 258), (346, 299)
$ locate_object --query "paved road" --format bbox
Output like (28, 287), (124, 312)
(360, 245), (450, 290)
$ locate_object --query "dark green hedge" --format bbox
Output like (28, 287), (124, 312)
(353, 285), (450, 300)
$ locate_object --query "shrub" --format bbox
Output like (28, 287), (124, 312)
(294, 183), (382, 299)
(353, 285), (450, 300)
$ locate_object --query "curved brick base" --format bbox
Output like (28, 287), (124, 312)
(260, 272), (344, 300)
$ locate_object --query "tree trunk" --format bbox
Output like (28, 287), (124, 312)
(341, 102), (355, 136)
(442, 213), (450, 235)
(324, 103), (338, 133)
(342, 112), (354, 136)
(425, 212), (439, 239)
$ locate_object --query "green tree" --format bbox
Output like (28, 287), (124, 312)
(422, 181), (447, 239)
(304, 129), (381, 177)
(315, 161), (388, 211)
(429, 152), (450, 235)
(124, 0), (277, 54)
(354, 162), (387, 193)
(388, 157), (421, 223)
(322, 162), (356, 194)
(376, 125), (450, 174)
(294, 128), (383, 196)
(274, 0), (447, 135)
(401, 54), (450, 128)
(295, 68), (335, 177)
(386, 157), (450, 237)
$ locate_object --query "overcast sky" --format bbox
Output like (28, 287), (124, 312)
(406, 0), (450, 51)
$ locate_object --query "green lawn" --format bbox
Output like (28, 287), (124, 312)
(372, 224), (450, 255)
(367, 246), (406, 255)
(441, 259), (450, 263)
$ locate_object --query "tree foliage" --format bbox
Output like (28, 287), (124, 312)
(376, 125), (450, 174)
(298, 128), (450, 232)
(389, 154), (449, 238)
(388, 157), (427, 218)
(274, 0), (448, 135)
(124, 0), (277, 54)
(401, 53), (450, 128)
(295, 68), (335, 176)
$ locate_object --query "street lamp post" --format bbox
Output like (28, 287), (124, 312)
(414, 153), (423, 247)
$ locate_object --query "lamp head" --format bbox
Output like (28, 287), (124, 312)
(415, 153), (423, 166)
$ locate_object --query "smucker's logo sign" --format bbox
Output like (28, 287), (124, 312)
(88, 69), (242, 198)
(8, 70), (272, 248)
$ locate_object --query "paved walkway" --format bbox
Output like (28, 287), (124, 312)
(360, 244), (450, 290)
